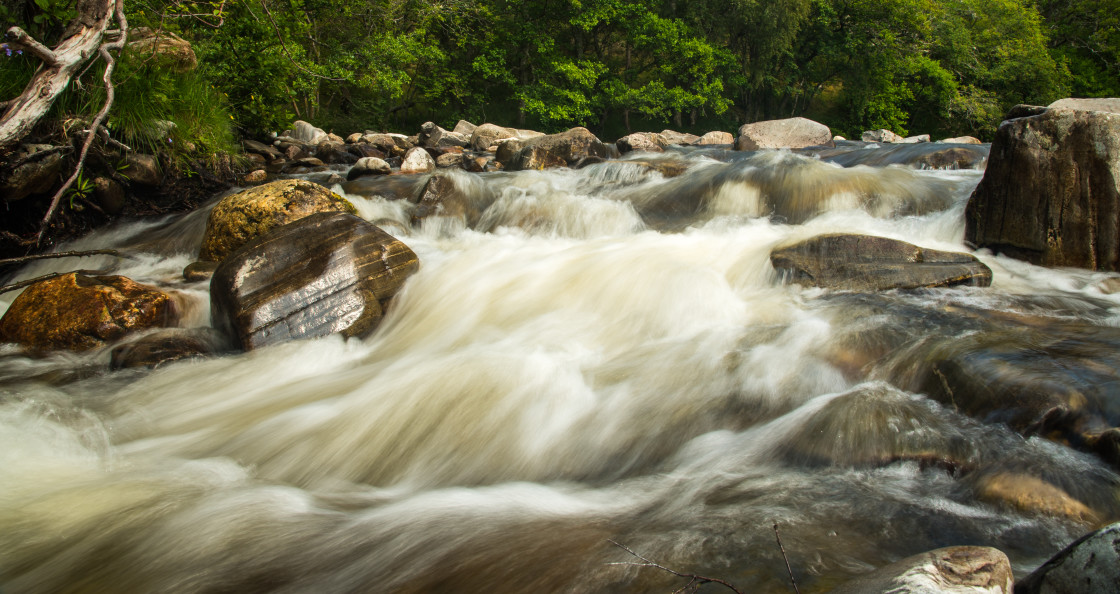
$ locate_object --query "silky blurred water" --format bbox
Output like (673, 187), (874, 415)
(1, 145), (1118, 593)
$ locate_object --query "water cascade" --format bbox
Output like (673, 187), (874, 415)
(2, 142), (1118, 593)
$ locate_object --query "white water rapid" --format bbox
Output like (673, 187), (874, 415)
(2, 145), (1118, 592)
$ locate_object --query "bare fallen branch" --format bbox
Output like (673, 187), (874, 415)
(606, 539), (743, 594)
(0, 269), (114, 294)
(0, 248), (133, 268)
(5, 26), (59, 65)
(773, 523), (801, 594)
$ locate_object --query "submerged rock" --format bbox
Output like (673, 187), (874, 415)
(210, 212), (419, 350)
(770, 234), (992, 291)
(1017, 522), (1120, 594)
(410, 174), (477, 226)
(0, 273), (179, 351)
(736, 117), (833, 151)
(109, 328), (226, 369)
(830, 546), (1013, 594)
(198, 179), (356, 262)
(965, 104), (1120, 270)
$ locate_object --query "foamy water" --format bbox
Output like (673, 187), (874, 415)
(1, 146), (1116, 592)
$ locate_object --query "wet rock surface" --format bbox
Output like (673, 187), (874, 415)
(109, 328), (226, 369)
(499, 127), (607, 171)
(0, 273), (179, 351)
(1016, 522), (1120, 594)
(770, 234), (992, 291)
(210, 212), (419, 350)
(198, 179), (356, 262)
(965, 105), (1120, 270)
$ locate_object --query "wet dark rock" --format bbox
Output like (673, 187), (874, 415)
(93, 176), (126, 214)
(315, 141), (357, 165)
(183, 260), (219, 282)
(2, 144), (63, 201)
(965, 106), (1120, 270)
(243, 139), (284, 162)
(122, 153), (163, 187)
(410, 174), (477, 226)
(830, 546), (1013, 594)
(1016, 522), (1120, 594)
(109, 328), (226, 369)
(199, 179), (356, 262)
(347, 143), (386, 159)
(770, 234), (992, 291)
(736, 117), (833, 151)
(210, 212), (419, 350)
(0, 273), (179, 352)
(499, 127), (608, 171)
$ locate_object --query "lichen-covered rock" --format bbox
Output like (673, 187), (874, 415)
(830, 547), (1013, 594)
(198, 179), (356, 262)
(210, 212), (419, 350)
(965, 105), (1120, 270)
(737, 117), (833, 151)
(770, 234), (992, 291)
(1016, 522), (1120, 594)
(0, 273), (179, 351)
(400, 147), (436, 174)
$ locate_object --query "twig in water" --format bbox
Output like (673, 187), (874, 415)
(606, 539), (742, 593)
(773, 523), (801, 594)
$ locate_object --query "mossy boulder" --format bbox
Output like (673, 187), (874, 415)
(0, 273), (179, 351)
(198, 179), (356, 262)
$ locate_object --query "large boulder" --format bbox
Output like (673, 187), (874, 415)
(419, 122), (469, 148)
(830, 547), (1013, 594)
(616, 132), (667, 154)
(0, 273), (179, 351)
(210, 212), (419, 350)
(410, 174), (477, 226)
(1017, 523), (1120, 594)
(964, 104), (1120, 270)
(126, 27), (197, 71)
(470, 123), (519, 152)
(452, 120), (477, 136)
(1048, 97), (1120, 113)
(736, 117), (833, 151)
(288, 120), (329, 145)
(500, 127), (607, 171)
(198, 179), (356, 262)
(770, 234), (992, 291)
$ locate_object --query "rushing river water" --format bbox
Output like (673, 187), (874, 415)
(2, 142), (1119, 593)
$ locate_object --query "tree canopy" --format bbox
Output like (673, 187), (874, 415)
(2, 0), (1115, 143)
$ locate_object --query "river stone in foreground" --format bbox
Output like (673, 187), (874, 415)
(0, 273), (179, 351)
(199, 179), (356, 262)
(210, 212), (419, 350)
(1016, 522), (1120, 594)
(770, 234), (992, 291)
(736, 117), (833, 151)
(830, 546), (1013, 594)
(964, 105), (1120, 270)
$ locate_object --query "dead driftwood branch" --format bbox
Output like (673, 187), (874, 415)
(606, 539), (743, 594)
(0, 248), (134, 268)
(0, 269), (114, 295)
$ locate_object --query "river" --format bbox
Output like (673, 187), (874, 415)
(1, 142), (1117, 592)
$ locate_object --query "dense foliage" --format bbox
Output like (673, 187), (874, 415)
(3, 0), (1118, 142)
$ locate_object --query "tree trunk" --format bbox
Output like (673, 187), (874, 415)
(0, 0), (119, 155)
